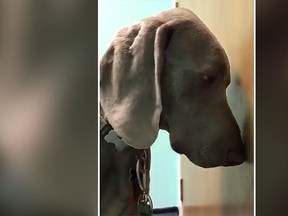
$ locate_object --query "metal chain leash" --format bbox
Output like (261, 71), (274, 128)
(136, 150), (153, 216)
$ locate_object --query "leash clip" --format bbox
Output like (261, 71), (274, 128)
(136, 150), (150, 193)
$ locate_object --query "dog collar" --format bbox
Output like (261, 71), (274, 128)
(100, 116), (128, 151)
(100, 116), (153, 215)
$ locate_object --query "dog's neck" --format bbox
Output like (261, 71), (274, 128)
(100, 116), (142, 215)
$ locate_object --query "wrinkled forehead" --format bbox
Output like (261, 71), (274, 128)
(166, 20), (230, 78)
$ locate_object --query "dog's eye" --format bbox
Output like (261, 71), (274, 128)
(203, 75), (216, 85)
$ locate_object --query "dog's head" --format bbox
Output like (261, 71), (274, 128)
(100, 8), (245, 168)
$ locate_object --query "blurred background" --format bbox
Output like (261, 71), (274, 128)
(0, 1), (97, 215)
(256, 0), (288, 215)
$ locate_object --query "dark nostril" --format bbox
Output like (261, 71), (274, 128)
(227, 147), (246, 165)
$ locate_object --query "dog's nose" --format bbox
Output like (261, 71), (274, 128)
(227, 147), (246, 165)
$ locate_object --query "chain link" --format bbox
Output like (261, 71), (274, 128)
(136, 150), (153, 215)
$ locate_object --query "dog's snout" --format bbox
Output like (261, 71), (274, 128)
(227, 146), (246, 165)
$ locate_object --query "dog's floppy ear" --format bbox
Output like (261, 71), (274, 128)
(100, 20), (172, 149)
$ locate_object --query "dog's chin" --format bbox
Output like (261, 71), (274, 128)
(186, 156), (220, 168)
(186, 155), (245, 168)
(173, 150), (244, 168)
(171, 142), (214, 168)
(170, 142), (185, 154)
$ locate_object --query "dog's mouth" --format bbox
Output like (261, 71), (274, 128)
(171, 141), (245, 168)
